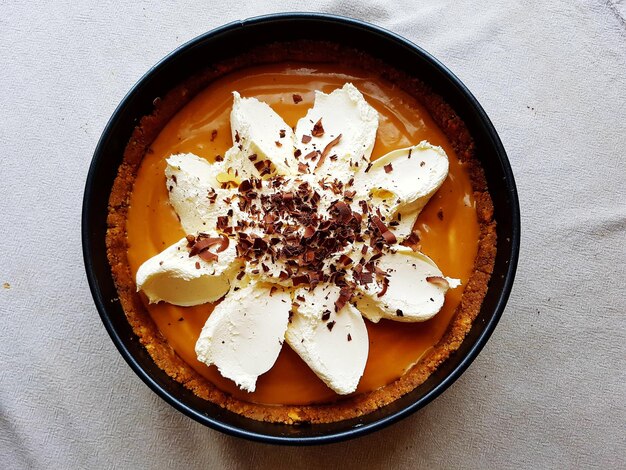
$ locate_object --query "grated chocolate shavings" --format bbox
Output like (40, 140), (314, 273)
(253, 160), (272, 176)
(312, 119), (324, 137)
(338, 254), (353, 266)
(371, 216), (397, 245)
(332, 201), (352, 224)
(401, 231), (421, 251)
(334, 286), (353, 312)
(377, 277), (389, 298)
(426, 276), (450, 289)
(198, 250), (218, 262)
(189, 235), (229, 260)
(316, 134), (342, 170)
(216, 216), (229, 230)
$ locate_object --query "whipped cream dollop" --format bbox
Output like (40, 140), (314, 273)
(135, 83), (460, 395)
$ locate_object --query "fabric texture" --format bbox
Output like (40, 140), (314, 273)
(1, 1), (624, 468)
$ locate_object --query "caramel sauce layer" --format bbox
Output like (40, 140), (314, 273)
(126, 63), (479, 405)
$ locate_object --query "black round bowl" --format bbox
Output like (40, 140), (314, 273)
(82, 13), (520, 445)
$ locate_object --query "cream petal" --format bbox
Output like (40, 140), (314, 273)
(195, 282), (291, 392)
(136, 235), (241, 307)
(294, 83), (378, 178)
(354, 141), (449, 236)
(165, 153), (237, 235)
(285, 283), (369, 395)
(230, 92), (298, 176)
(355, 246), (460, 323)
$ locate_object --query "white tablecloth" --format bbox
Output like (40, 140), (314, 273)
(1, 1), (624, 468)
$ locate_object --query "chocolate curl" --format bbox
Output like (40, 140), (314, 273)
(401, 231), (421, 251)
(371, 216), (397, 245)
(426, 276), (450, 289)
(334, 286), (354, 312)
(312, 118), (324, 137)
(189, 235), (230, 262)
(332, 200), (352, 224)
(316, 134), (342, 171)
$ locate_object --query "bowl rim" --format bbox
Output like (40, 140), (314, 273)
(82, 12), (520, 445)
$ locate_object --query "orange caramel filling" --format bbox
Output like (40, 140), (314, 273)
(126, 63), (480, 405)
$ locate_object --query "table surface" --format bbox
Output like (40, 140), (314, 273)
(1, 1), (625, 468)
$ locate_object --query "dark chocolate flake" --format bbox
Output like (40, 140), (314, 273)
(334, 286), (353, 312)
(316, 134), (342, 170)
(426, 276), (450, 289)
(371, 216), (397, 245)
(332, 201), (352, 224)
(312, 119), (324, 137)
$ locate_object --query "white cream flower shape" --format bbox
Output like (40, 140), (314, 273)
(136, 83), (459, 395)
